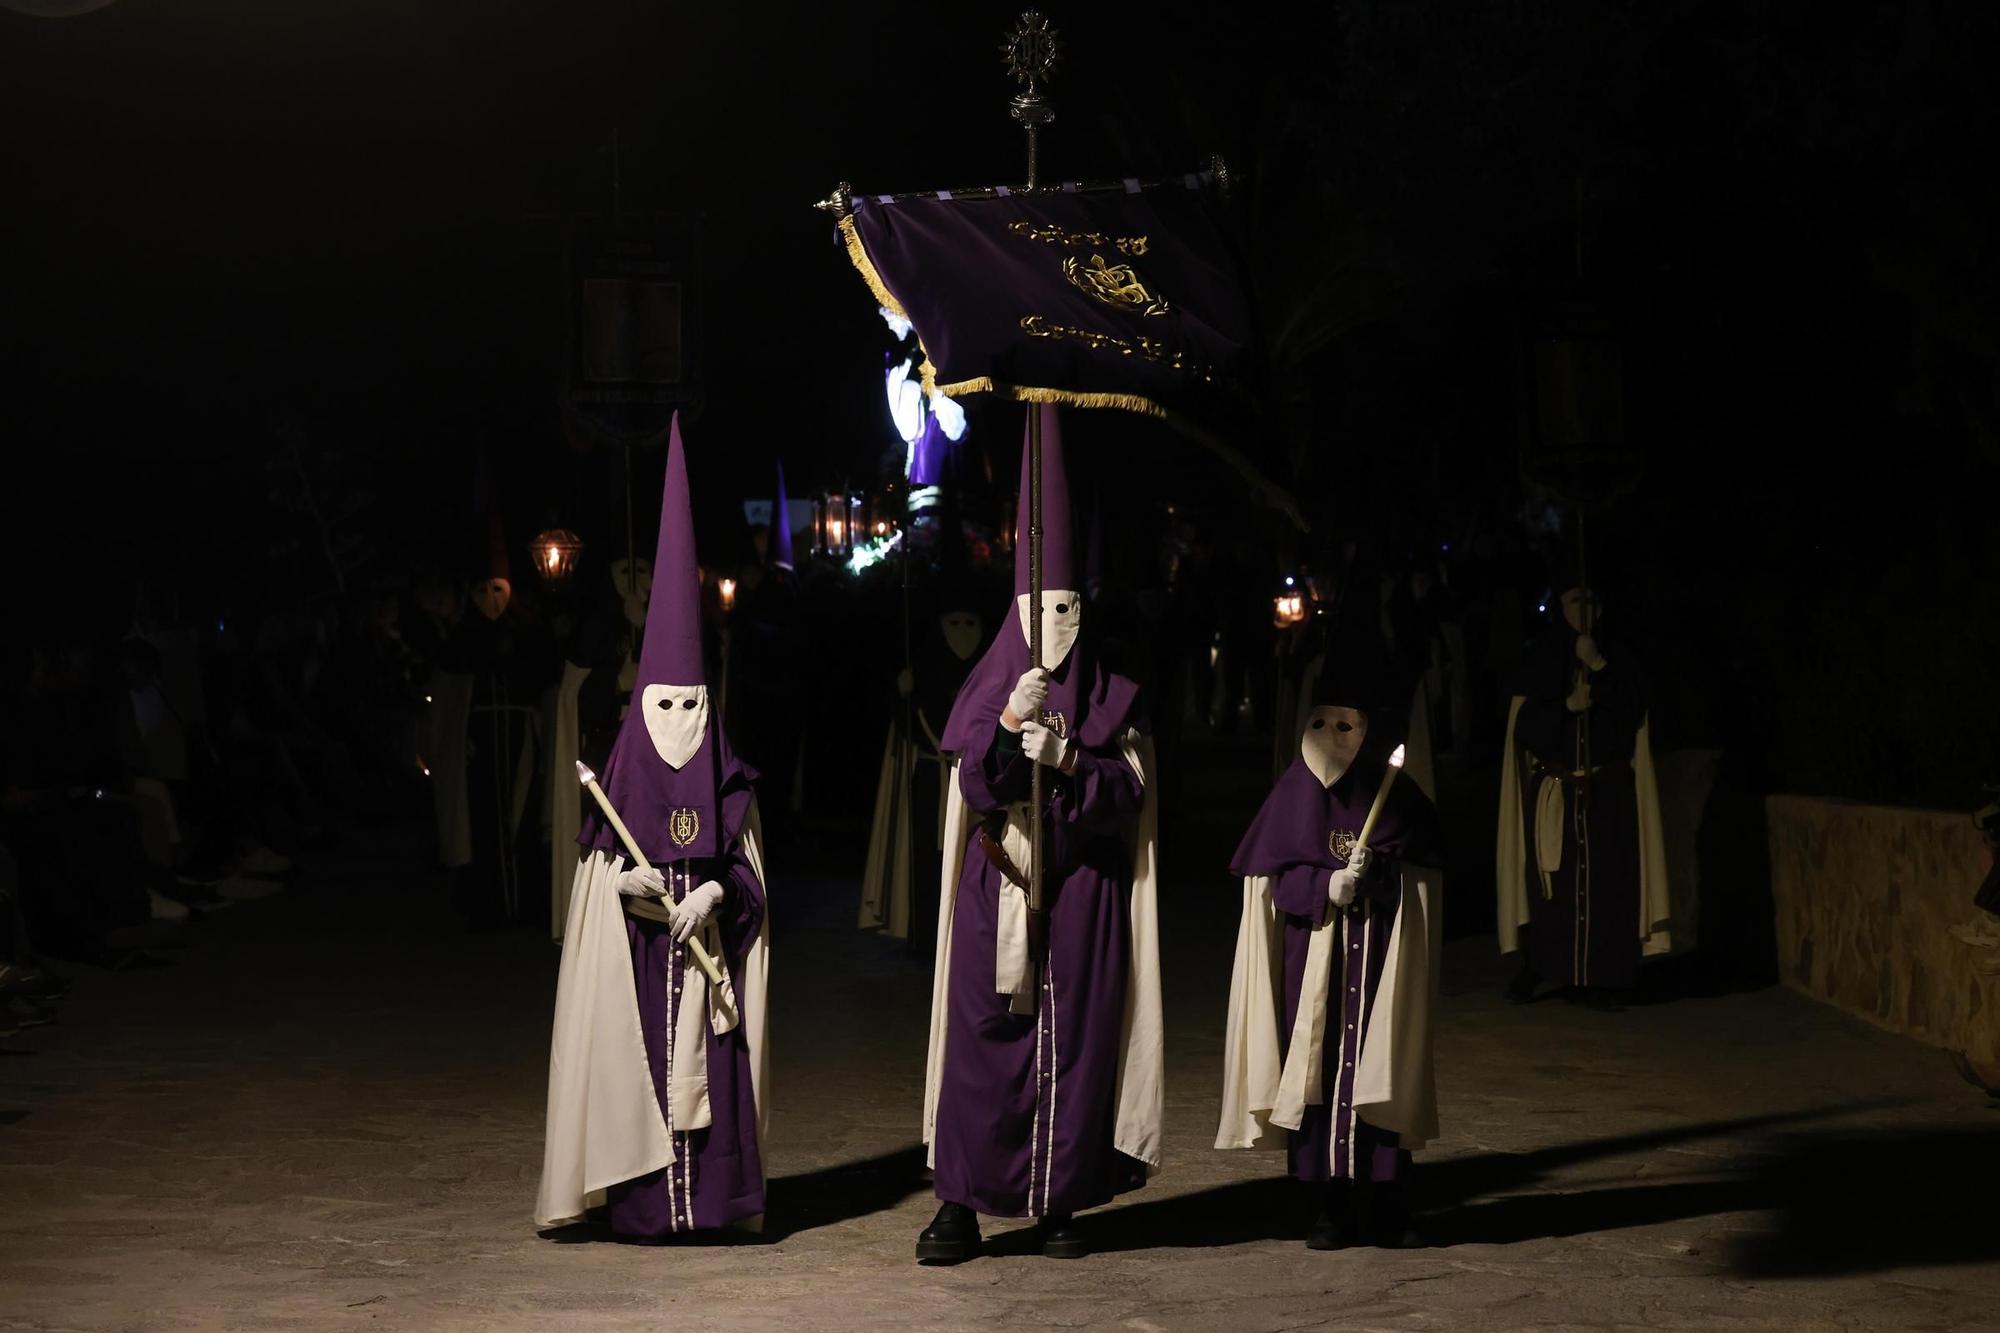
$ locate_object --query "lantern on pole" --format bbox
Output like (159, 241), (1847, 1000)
(1272, 575), (1307, 629)
(815, 491), (860, 558)
(531, 528), (585, 588)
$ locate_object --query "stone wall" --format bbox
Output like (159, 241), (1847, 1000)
(1768, 795), (2000, 1078)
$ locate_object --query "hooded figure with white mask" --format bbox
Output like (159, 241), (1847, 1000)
(1217, 646), (1442, 1251)
(1495, 555), (1669, 1010)
(858, 574), (992, 956)
(915, 405), (1163, 1265)
(536, 416), (771, 1238)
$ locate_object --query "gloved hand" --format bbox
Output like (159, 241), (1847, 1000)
(1574, 634), (1608, 671)
(1566, 678), (1593, 713)
(672, 880), (726, 943)
(896, 667), (915, 698)
(1004, 668), (1049, 731)
(1020, 719), (1068, 769)
(1328, 845), (1372, 907)
(615, 866), (666, 897)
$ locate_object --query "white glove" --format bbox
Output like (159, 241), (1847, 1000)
(896, 667), (915, 698)
(1020, 719), (1068, 769)
(1575, 635), (1608, 671)
(1328, 845), (1372, 907)
(672, 880), (725, 943)
(615, 866), (666, 897)
(1566, 678), (1593, 713)
(1005, 668), (1049, 730)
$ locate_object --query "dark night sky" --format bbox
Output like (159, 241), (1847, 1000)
(5, 3), (1998, 800)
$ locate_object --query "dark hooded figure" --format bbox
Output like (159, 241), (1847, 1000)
(436, 473), (555, 932)
(1218, 638), (1442, 1249)
(915, 405), (1163, 1265)
(1495, 553), (1670, 1009)
(537, 416), (771, 1238)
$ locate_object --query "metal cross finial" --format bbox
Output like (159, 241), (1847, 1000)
(1003, 11), (1060, 190)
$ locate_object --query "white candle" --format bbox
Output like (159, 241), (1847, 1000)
(576, 762), (724, 985)
(1353, 743), (1407, 854)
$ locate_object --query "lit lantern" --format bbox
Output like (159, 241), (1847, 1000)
(531, 528), (585, 588)
(1272, 575), (1307, 628)
(718, 577), (737, 614)
(814, 492), (860, 558)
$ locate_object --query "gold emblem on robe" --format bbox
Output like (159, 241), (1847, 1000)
(670, 807), (701, 848)
(1040, 708), (1068, 740)
(1329, 829), (1359, 862)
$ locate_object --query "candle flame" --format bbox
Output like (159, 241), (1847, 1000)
(575, 760), (597, 785)
(1389, 744), (1406, 769)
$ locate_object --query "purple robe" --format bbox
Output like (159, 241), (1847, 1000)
(931, 717), (1148, 1217)
(602, 756), (767, 1237)
(1511, 626), (1647, 990)
(1234, 757), (1438, 1183)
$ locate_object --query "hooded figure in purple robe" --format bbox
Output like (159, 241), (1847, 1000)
(1217, 644), (1443, 1250)
(915, 405), (1164, 1264)
(537, 415), (771, 1238)
(1495, 556), (1669, 1008)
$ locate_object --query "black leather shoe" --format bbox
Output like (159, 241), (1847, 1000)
(1579, 986), (1628, 1013)
(916, 1202), (980, 1264)
(1504, 962), (1541, 1005)
(1040, 1213), (1086, 1259)
(1305, 1183), (1354, 1250)
(1359, 1183), (1423, 1249)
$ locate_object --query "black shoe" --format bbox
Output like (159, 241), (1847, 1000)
(1359, 1183), (1423, 1249)
(3, 996), (55, 1030)
(1040, 1213), (1086, 1259)
(1305, 1182), (1355, 1250)
(0, 964), (70, 1001)
(916, 1202), (980, 1264)
(1580, 986), (1627, 1013)
(1504, 962), (1541, 1005)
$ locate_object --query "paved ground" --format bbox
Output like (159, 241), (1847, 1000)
(4, 744), (1998, 1331)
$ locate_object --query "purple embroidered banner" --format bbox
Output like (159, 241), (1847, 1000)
(841, 175), (1260, 446)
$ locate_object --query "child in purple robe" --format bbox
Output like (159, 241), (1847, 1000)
(1217, 649), (1442, 1249)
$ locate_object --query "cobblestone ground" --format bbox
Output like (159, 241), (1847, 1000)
(4, 761), (1997, 1331)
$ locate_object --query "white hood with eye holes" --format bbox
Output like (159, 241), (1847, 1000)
(641, 683), (709, 769)
(1301, 705), (1368, 787)
(1015, 591), (1081, 671)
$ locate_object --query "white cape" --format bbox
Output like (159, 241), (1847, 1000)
(545, 660), (591, 941)
(1216, 866), (1442, 1153)
(535, 802), (772, 1228)
(921, 733), (1164, 1172)
(1494, 696), (1672, 957)
(856, 720), (915, 937)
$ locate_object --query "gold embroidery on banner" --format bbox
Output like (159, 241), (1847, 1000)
(670, 808), (700, 848)
(1019, 315), (1216, 382)
(1006, 219), (1150, 257)
(1063, 253), (1171, 316)
(1329, 829), (1359, 862)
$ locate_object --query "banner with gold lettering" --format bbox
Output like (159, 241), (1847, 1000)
(839, 172), (1292, 520)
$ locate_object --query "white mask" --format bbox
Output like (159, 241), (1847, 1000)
(1560, 587), (1599, 634)
(940, 611), (983, 662)
(640, 683), (708, 769)
(1301, 705), (1367, 788)
(471, 578), (512, 621)
(611, 559), (653, 629)
(1016, 590), (1081, 671)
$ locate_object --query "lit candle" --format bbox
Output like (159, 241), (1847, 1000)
(575, 761), (724, 985)
(1354, 743), (1407, 854)
(718, 577), (736, 613)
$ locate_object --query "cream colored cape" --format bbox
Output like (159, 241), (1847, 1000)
(427, 668), (474, 869)
(546, 660), (591, 942)
(920, 733), (1164, 1172)
(1216, 866), (1441, 1152)
(535, 802), (771, 1228)
(856, 721), (914, 937)
(1494, 696), (1671, 957)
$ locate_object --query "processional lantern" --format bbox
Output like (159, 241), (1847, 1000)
(1272, 575), (1307, 629)
(813, 491), (860, 559)
(531, 528), (585, 589)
